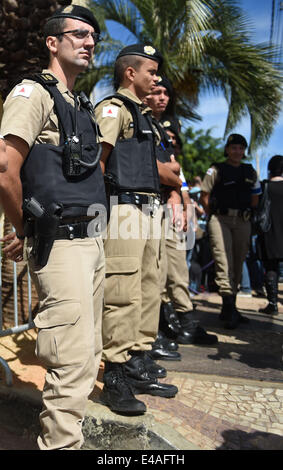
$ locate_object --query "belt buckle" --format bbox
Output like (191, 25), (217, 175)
(242, 209), (250, 221)
(149, 196), (160, 217)
(67, 224), (75, 240)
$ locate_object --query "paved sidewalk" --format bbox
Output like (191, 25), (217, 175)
(0, 286), (283, 450)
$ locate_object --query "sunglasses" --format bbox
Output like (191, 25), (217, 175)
(55, 29), (102, 44)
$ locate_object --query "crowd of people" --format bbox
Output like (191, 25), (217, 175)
(0, 4), (282, 451)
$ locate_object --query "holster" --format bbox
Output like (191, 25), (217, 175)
(25, 202), (63, 267)
(32, 214), (61, 267)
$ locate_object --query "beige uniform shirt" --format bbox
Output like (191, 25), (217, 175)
(201, 163), (261, 196)
(95, 86), (160, 146)
(0, 70), (75, 147)
(201, 165), (219, 193)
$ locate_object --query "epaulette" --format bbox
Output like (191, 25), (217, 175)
(33, 72), (58, 86)
(95, 94), (132, 109)
(109, 96), (124, 107)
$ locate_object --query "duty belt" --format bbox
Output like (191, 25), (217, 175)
(27, 218), (100, 240)
(115, 192), (161, 216)
(216, 208), (251, 220)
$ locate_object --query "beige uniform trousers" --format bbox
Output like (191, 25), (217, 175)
(102, 203), (162, 363)
(159, 215), (193, 313)
(28, 236), (105, 450)
(208, 214), (251, 296)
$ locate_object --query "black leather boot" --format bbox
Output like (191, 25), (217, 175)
(149, 341), (181, 361)
(159, 302), (181, 339)
(259, 271), (279, 315)
(176, 311), (218, 345)
(100, 362), (146, 415)
(124, 355), (178, 398)
(219, 295), (240, 329)
(131, 351), (167, 378)
(155, 331), (179, 351)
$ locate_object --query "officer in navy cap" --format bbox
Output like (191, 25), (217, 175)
(201, 133), (261, 329)
(0, 3), (106, 449)
(145, 78), (218, 348)
(224, 133), (248, 157)
(95, 43), (181, 416)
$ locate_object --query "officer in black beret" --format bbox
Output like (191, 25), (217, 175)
(145, 77), (218, 347)
(95, 44), (181, 416)
(0, 4), (106, 449)
(200, 133), (262, 329)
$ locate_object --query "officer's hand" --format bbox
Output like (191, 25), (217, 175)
(1, 231), (24, 262)
(182, 208), (188, 232)
(164, 155), (180, 176)
(167, 191), (183, 228)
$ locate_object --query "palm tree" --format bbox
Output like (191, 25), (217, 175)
(83, 0), (282, 153)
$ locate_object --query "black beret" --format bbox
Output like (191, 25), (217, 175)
(116, 44), (163, 66)
(156, 76), (173, 96)
(160, 116), (182, 148)
(160, 115), (181, 135)
(225, 133), (247, 148)
(46, 5), (100, 34)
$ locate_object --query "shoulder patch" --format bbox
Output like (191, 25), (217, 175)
(12, 84), (34, 98)
(102, 105), (119, 118)
(206, 167), (215, 176)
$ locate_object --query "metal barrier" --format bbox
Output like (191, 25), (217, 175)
(0, 247), (35, 386)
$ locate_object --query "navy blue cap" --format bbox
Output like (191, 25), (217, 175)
(116, 44), (163, 66)
(161, 115), (182, 148)
(225, 133), (247, 148)
(156, 76), (173, 96)
(46, 5), (100, 34)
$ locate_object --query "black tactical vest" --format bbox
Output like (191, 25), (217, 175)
(153, 118), (174, 164)
(102, 94), (160, 194)
(20, 73), (107, 218)
(210, 162), (256, 211)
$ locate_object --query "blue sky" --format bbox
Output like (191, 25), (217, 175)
(99, 1), (282, 179)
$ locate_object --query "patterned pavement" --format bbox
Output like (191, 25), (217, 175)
(1, 286), (283, 450)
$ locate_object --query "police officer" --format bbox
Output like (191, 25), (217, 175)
(145, 78), (218, 347)
(95, 45), (180, 416)
(200, 134), (261, 329)
(0, 5), (107, 450)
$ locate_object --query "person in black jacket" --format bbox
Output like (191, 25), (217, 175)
(258, 155), (283, 315)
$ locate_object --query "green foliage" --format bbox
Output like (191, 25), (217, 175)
(178, 127), (225, 181)
(81, 0), (283, 152)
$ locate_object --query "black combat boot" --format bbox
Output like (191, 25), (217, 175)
(100, 361), (146, 415)
(130, 350), (167, 378)
(149, 336), (182, 361)
(176, 311), (218, 345)
(259, 271), (279, 315)
(219, 295), (240, 329)
(124, 354), (178, 398)
(159, 302), (181, 339)
(153, 331), (179, 351)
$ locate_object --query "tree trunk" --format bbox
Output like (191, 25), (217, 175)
(0, 0), (72, 99)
